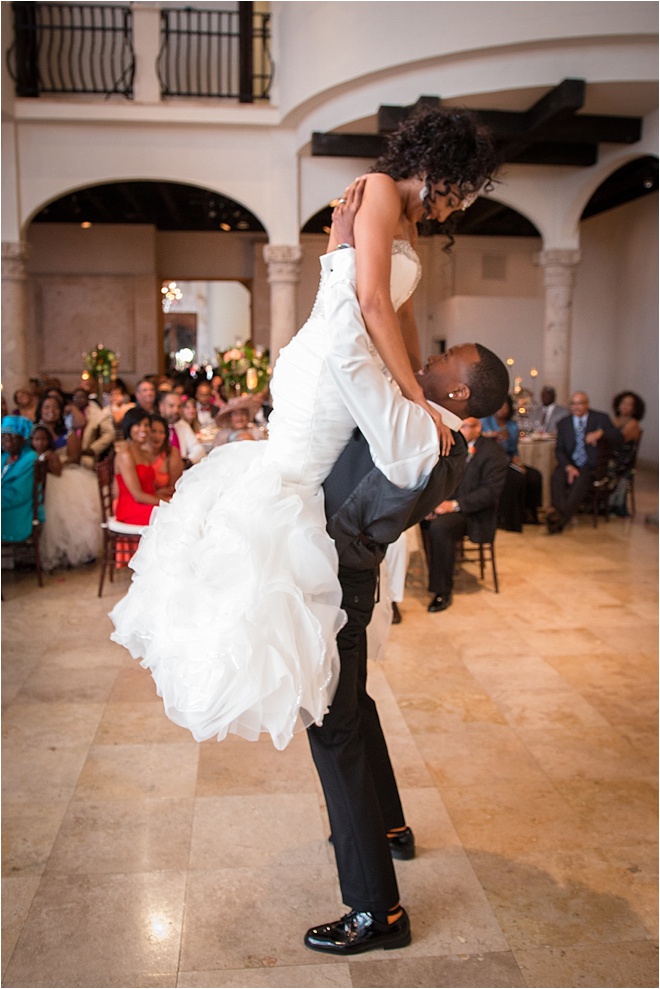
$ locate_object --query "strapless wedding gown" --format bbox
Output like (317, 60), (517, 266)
(110, 242), (422, 750)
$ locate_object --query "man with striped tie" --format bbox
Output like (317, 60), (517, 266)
(547, 391), (623, 534)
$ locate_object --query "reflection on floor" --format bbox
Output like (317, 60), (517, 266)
(2, 472), (658, 988)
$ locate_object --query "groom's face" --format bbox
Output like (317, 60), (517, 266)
(417, 344), (480, 407)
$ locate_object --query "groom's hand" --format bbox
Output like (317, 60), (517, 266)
(331, 177), (366, 247)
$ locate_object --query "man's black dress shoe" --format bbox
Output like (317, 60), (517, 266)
(388, 826), (415, 860)
(428, 594), (452, 613)
(391, 602), (402, 624)
(545, 510), (564, 534)
(304, 908), (411, 955)
(328, 826), (415, 860)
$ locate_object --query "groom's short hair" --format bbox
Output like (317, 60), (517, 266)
(464, 344), (509, 419)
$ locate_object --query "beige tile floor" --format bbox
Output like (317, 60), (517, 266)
(2, 474), (658, 988)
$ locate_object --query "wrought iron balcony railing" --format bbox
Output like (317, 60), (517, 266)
(7, 2), (135, 98)
(7, 2), (272, 103)
(159, 5), (272, 102)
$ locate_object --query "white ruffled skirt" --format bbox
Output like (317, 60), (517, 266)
(109, 442), (345, 750)
(41, 464), (102, 571)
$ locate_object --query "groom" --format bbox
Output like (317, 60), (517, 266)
(304, 243), (508, 955)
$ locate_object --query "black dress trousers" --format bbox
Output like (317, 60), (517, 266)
(307, 565), (403, 913)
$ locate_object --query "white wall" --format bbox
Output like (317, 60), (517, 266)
(572, 194), (658, 464)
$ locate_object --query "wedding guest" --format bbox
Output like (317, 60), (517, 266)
(158, 391), (205, 466)
(11, 386), (39, 423)
(1, 416), (43, 542)
(109, 380), (136, 438)
(181, 396), (201, 434)
(533, 386), (569, 434)
(114, 409), (162, 525)
(212, 396), (265, 447)
(481, 396), (542, 530)
(150, 414), (183, 501)
(547, 391), (623, 534)
(134, 378), (157, 416)
(71, 387), (115, 469)
(35, 394), (81, 464)
(608, 390), (645, 516)
(31, 405), (101, 570)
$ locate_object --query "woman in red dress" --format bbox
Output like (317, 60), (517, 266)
(114, 409), (162, 524)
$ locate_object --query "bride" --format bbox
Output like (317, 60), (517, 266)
(110, 106), (499, 749)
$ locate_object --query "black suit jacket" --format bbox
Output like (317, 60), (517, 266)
(555, 411), (622, 471)
(323, 428), (467, 571)
(449, 435), (508, 543)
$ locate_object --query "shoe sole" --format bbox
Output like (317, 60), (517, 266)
(305, 929), (412, 955)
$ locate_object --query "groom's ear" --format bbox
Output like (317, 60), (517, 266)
(448, 383), (470, 402)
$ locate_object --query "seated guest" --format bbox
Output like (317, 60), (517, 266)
(150, 414), (183, 501)
(533, 385), (569, 434)
(212, 396), (265, 447)
(11, 385), (39, 423)
(481, 395), (542, 531)
(181, 396), (202, 436)
(71, 387), (115, 469)
(30, 413), (101, 571)
(1, 416), (43, 542)
(421, 418), (508, 613)
(608, 390), (645, 516)
(133, 377), (157, 416)
(35, 394), (81, 463)
(157, 391), (205, 466)
(108, 379), (136, 438)
(195, 381), (219, 445)
(547, 391), (623, 534)
(114, 409), (163, 525)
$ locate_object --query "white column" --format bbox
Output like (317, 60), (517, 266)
(132, 3), (161, 104)
(263, 245), (302, 359)
(538, 249), (581, 405)
(1, 241), (30, 399)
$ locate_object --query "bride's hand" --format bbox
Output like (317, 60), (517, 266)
(416, 397), (455, 456)
(331, 176), (366, 246)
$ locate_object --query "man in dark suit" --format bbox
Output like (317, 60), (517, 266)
(301, 265), (509, 957)
(421, 417), (508, 613)
(547, 391), (622, 533)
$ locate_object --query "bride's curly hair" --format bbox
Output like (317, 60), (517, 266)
(372, 106), (500, 242)
(373, 105), (498, 192)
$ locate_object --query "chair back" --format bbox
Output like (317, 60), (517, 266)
(96, 451), (115, 524)
(32, 457), (47, 526)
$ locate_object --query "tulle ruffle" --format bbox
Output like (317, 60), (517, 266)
(109, 442), (345, 750)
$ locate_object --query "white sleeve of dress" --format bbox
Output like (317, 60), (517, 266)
(321, 248), (439, 489)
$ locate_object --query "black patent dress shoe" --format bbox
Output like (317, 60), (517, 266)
(391, 602), (402, 624)
(388, 826), (415, 860)
(428, 594), (452, 613)
(329, 826), (415, 860)
(304, 908), (411, 955)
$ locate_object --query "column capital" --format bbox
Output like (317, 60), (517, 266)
(536, 249), (581, 284)
(263, 244), (302, 283)
(2, 241), (30, 280)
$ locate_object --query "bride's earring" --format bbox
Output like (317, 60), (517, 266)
(448, 392), (455, 399)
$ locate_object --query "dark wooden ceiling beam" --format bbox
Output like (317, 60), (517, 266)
(311, 132), (386, 158)
(498, 79), (585, 162)
(313, 81), (642, 166)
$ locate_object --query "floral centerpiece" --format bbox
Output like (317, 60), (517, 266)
(82, 344), (119, 385)
(217, 341), (271, 398)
